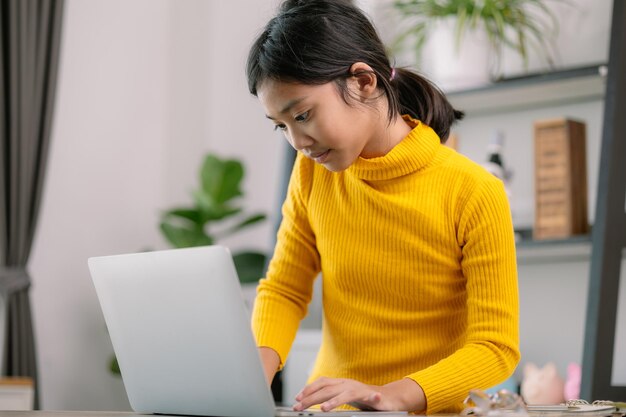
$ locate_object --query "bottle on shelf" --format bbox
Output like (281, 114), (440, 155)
(483, 130), (510, 187)
(483, 130), (520, 240)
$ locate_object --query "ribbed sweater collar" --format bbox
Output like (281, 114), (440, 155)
(347, 116), (441, 181)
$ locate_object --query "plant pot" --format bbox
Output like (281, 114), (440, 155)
(419, 18), (496, 92)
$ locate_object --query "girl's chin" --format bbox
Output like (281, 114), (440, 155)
(320, 157), (353, 173)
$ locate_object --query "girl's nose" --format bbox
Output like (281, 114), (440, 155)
(289, 130), (314, 151)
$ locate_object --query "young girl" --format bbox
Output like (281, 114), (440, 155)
(246, 0), (520, 414)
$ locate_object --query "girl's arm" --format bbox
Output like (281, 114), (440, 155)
(259, 346), (281, 385)
(405, 176), (520, 412)
(252, 155), (321, 371)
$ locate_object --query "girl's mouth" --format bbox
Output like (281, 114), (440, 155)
(311, 150), (330, 163)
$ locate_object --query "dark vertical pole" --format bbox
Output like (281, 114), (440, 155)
(580, 0), (626, 401)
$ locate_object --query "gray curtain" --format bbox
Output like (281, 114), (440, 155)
(0, 0), (65, 409)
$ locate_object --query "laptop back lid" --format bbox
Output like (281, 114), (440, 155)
(88, 245), (274, 417)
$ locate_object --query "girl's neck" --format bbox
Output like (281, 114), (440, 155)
(361, 113), (413, 159)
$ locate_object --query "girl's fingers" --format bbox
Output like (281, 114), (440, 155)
(295, 377), (344, 401)
(294, 382), (345, 411)
(323, 390), (382, 412)
(294, 378), (385, 412)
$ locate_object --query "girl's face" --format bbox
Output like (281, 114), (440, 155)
(257, 74), (388, 172)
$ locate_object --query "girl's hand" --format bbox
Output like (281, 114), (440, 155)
(293, 377), (426, 413)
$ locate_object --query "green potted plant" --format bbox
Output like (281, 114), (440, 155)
(392, 0), (563, 87)
(109, 153), (267, 376)
(159, 153), (267, 283)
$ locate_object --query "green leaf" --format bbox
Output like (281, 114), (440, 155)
(219, 160), (245, 202)
(192, 197), (243, 222)
(200, 154), (244, 205)
(160, 222), (213, 248)
(162, 208), (203, 225)
(192, 188), (243, 221)
(233, 251), (267, 284)
(218, 213), (267, 238)
(110, 355), (121, 375)
(455, 6), (468, 52)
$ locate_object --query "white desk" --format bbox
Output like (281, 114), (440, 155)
(0, 412), (141, 417)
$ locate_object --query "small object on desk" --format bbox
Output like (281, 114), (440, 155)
(564, 363), (582, 401)
(527, 405), (570, 411)
(521, 362), (565, 405)
(462, 389), (529, 417)
(527, 400), (620, 416)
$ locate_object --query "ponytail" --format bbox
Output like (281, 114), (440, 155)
(390, 68), (464, 142)
(247, 0), (463, 142)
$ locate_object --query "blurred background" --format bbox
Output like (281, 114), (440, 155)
(0, 0), (618, 411)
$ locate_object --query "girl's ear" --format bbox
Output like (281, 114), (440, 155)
(348, 62), (378, 99)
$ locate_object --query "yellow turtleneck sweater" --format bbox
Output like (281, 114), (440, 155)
(252, 118), (520, 414)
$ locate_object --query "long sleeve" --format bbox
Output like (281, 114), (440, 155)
(251, 154), (321, 367)
(406, 176), (520, 413)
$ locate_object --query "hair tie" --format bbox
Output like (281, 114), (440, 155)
(390, 67), (396, 81)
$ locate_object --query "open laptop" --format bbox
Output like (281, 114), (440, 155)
(88, 245), (407, 417)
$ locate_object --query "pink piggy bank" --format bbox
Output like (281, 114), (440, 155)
(521, 362), (565, 405)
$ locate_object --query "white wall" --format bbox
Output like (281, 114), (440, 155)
(28, 0), (282, 410)
(30, 0), (171, 410)
(19, 0), (620, 410)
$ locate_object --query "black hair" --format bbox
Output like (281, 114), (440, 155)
(246, 0), (463, 142)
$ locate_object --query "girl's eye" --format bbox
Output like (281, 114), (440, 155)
(274, 124), (287, 131)
(295, 111), (309, 122)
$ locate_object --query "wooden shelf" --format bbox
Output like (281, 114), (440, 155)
(515, 234), (626, 264)
(447, 64), (608, 116)
(516, 235), (592, 264)
(447, 66), (609, 261)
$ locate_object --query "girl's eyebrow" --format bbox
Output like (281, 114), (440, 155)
(266, 97), (307, 120)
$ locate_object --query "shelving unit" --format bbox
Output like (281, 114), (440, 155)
(441, 21), (626, 395)
(445, 64), (609, 256)
(444, 1), (626, 399)
(447, 64), (608, 116)
(516, 235), (592, 264)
